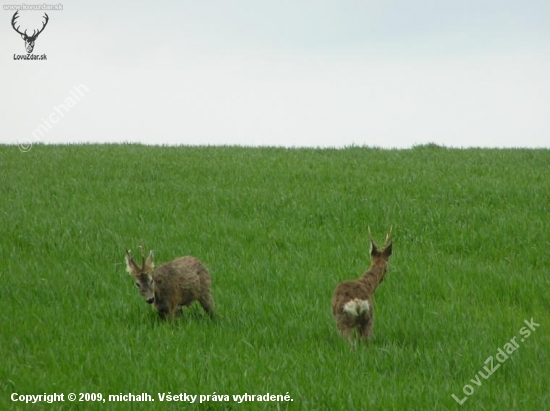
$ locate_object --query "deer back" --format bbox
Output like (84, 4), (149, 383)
(152, 256), (209, 313)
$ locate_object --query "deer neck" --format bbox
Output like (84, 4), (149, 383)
(359, 264), (386, 294)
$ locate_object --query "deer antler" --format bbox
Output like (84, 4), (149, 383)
(367, 225), (380, 250)
(384, 225), (393, 246)
(11, 11), (25, 36)
(11, 11), (49, 40)
(125, 247), (134, 261)
(31, 13), (49, 39)
(138, 243), (146, 269)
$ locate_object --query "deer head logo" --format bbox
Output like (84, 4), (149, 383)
(11, 11), (49, 54)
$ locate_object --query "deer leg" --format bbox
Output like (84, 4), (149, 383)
(199, 292), (216, 317)
(164, 301), (181, 320)
(362, 319), (373, 345)
(336, 321), (355, 349)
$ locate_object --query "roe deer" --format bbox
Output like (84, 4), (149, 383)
(331, 227), (393, 346)
(125, 246), (215, 319)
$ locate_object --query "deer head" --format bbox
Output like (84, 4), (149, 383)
(367, 226), (393, 282)
(125, 245), (156, 304)
(11, 11), (49, 54)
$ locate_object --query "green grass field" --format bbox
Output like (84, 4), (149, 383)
(1, 144), (548, 410)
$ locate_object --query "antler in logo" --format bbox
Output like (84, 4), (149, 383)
(11, 11), (49, 54)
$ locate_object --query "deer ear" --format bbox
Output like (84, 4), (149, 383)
(370, 239), (379, 256)
(125, 255), (136, 275)
(145, 251), (155, 270)
(382, 241), (393, 257)
(382, 226), (393, 257)
(21, 34), (25, 39)
(125, 249), (139, 275)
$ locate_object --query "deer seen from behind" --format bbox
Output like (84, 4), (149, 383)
(125, 246), (215, 319)
(331, 227), (393, 347)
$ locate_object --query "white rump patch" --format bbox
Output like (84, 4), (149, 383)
(343, 298), (370, 317)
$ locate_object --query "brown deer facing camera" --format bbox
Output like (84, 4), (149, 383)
(331, 227), (393, 346)
(125, 246), (215, 319)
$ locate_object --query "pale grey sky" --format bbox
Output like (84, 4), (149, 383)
(1, 1), (549, 148)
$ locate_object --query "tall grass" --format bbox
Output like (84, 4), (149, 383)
(1, 144), (548, 410)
